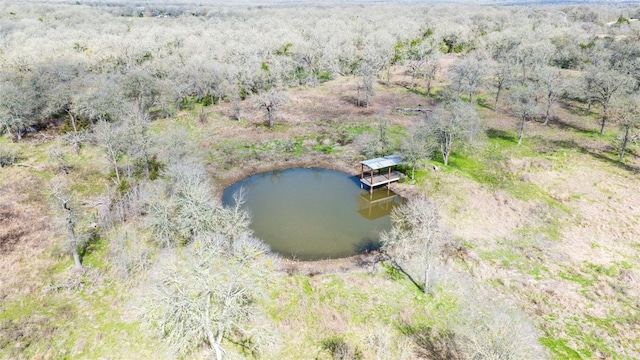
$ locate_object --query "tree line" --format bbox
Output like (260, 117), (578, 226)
(1, 2), (638, 160)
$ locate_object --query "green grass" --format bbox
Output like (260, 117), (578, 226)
(563, 318), (620, 359)
(0, 267), (165, 359)
(540, 336), (583, 360)
(263, 268), (449, 358)
(558, 270), (595, 288)
(382, 262), (404, 281)
(478, 242), (549, 280)
(479, 247), (522, 269)
(586, 263), (621, 278)
(81, 236), (110, 269)
(301, 277), (314, 295)
(343, 123), (373, 136)
(446, 152), (505, 185)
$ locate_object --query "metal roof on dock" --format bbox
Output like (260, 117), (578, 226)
(360, 155), (403, 170)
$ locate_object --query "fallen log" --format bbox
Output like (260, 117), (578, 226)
(395, 107), (432, 113)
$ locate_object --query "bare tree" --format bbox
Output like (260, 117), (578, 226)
(215, 188), (252, 245)
(146, 187), (179, 248)
(609, 38), (640, 91)
(421, 54), (440, 96)
(508, 86), (540, 146)
(122, 70), (160, 113)
(107, 226), (152, 280)
(448, 56), (485, 103)
(255, 88), (289, 129)
(72, 76), (126, 123)
(536, 66), (567, 125)
(583, 66), (630, 135)
(426, 101), (483, 166)
(487, 60), (515, 110)
(0, 80), (37, 141)
(380, 197), (445, 294)
(122, 112), (155, 180)
(147, 163), (252, 247)
(141, 234), (277, 359)
(611, 96), (640, 163)
(94, 120), (127, 185)
(400, 125), (433, 180)
(168, 163), (218, 242)
(356, 120), (392, 158)
(406, 59), (425, 91)
(357, 62), (376, 108)
(41, 65), (89, 154)
(51, 182), (90, 270)
(513, 37), (553, 86)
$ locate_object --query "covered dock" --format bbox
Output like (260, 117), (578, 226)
(360, 155), (405, 193)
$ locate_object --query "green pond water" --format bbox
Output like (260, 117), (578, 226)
(222, 168), (404, 260)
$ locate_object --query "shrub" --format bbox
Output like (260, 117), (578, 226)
(107, 227), (153, 280)
(0, 144), (19, 167)
(321, 336), (363, 360)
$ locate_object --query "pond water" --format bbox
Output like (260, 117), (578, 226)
(222, 168), (404, 261)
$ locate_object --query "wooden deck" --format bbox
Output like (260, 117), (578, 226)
(360, 170), (403, 192)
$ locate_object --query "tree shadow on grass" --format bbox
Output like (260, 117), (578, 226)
(486, 128), (516, 143)
(475, 97), (493, 110)
(397, 323), (462, 360)
(559, 99), (594, 118)
(340, 95), (360, 107)
(405, 86), (428, 97)
(544, 138), (640, 174)
(486, 126), (639, 173)
(549, 115), (599, 136)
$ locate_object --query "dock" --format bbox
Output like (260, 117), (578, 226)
(360, 170), (403, 188)
(360, 155), (405, 193)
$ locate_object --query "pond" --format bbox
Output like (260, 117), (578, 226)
(222, 168), (405, 261)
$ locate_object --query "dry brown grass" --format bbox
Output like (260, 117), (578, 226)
(0, 167), (56, 301)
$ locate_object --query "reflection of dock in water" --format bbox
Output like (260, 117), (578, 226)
(358, 188), (403, 220)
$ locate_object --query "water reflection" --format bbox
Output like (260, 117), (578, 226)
(222, 168), (405, 261)
(358, 188), (403, 220)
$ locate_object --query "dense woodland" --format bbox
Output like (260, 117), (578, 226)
(1, 1), (639, 359)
